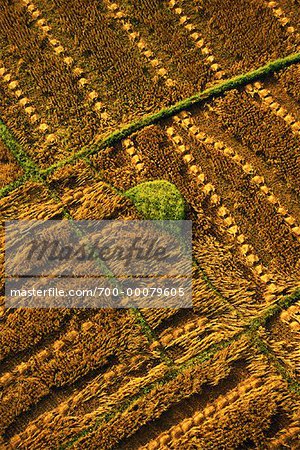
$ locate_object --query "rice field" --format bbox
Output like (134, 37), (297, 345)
(1, 0), (300, 448)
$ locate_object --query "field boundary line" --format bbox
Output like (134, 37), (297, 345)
(0, 120), (40, 176)
(2, 117), (299, 329)
(37, 51), (300, 176)
(247, 331), (300, 394)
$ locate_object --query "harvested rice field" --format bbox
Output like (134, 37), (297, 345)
(1, 0), (300, 449)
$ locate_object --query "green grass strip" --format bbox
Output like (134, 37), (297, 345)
(41, 51), (300, 177)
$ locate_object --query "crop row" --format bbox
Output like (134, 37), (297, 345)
(246, 81), (300, 134)
(166, 123), (288, 309)
(144, 374), (281, 449)
(0, 0), (111, 166)
(118, 0), (215, 95)
(11, 336), (248, 449)
(0, 308), (76, 362)
(35, 0), (179, 123)
(7, 342), (300, 449)
(180, 0), (297, 74)
(89, 143), (143, 191)
(167, 0), (227, 82)
(177, 107), (300, 241)
(0, 310), (151, 435)
(9, 357), (165, 449)
(257, 313), (300, 385)
(211, 88), (300, 197)
(111, 124), (281, 313)
(267, 0), (300, 41)
(22, 0), (110, 122)
(140, 265), (239, 332)
(172, 108), (300, 283)
(54, 338), (293, 450)
(159, 377), (290, 449)
(278, 0), (300, 21)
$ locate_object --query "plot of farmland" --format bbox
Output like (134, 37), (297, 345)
(1, 0), (300, 449)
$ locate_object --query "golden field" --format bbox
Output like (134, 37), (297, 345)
(0, 1), (300, 449)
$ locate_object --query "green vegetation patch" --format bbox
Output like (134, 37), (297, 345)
(125, 180), (186, 220)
